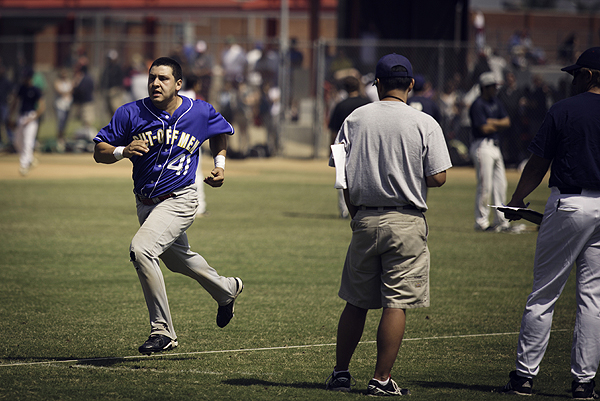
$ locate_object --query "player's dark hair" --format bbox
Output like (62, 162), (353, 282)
(150, 57), (183, 82)
(341, 76), (361, 93)
(379, 66), (413, 92)
(380, 76), (413, 92)
(585, 68), (600, 89)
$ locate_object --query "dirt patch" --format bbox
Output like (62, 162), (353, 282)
(0, 152), (482, 181)
(0, 153), (336, 181)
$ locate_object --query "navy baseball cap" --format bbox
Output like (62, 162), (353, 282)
(413, 74), (425, 91)
(375, 53), (413, 80)
(561, 47), (600, 75)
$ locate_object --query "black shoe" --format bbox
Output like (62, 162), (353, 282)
(325, 370), (355, 392)
(497, 371), (533, 396)
(573, 380), (600, 399)
(217, 277), (243, 328)
(367, 378), (410, 396)
(138, 334), (178, 355)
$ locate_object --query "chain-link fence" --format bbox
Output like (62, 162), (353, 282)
(0, 32), (592, 165)
(312, 38), (583, 167)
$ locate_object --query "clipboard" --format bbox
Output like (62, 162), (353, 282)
(491, 205), (543, 225)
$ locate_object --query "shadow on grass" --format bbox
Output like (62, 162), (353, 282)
(412, 380), (496, 392)
(282, 212), (341, 220)
(532, 391), (571, 399)
(412, 380), (571, 399)
(74, 354), (210, 367)
(1, 354), (198, 367)
(224, 378), (326, 391)
(224, 378), (572, 398)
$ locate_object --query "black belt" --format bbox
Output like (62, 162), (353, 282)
(558, 187), (582, 195)
(136, 192), (176, 206)
(360, 205), (418, 211)
(476, 137), (500, 146)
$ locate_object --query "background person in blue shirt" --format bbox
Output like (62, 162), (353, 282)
(328, 75), (371, 219)
(407, 74), (441, 123)
(9, 68), (45, 176)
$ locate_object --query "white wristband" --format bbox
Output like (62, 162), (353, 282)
(214, 154), (226, 169)
(113, 146), (125, 161)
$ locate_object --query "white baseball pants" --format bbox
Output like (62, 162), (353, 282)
(130, 184), (239, 340)
(14, 112), (39, 170)
(470, 137), (509, 230)
(516, 188), (600, 382)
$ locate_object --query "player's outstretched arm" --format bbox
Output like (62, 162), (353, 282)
(93, 140), (149, 164)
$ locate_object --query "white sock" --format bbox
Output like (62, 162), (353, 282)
(374, 377), (390, 386)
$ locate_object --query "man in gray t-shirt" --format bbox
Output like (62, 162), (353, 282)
(326, 53), (452, 396)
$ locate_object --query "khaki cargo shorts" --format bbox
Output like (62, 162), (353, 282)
(338, 209), (430, 310)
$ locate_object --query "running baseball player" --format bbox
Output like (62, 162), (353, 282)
(93, 57), (243, 355)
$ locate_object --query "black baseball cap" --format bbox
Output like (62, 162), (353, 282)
(561, 47), (600, 75)
(375, 53), (413, 80)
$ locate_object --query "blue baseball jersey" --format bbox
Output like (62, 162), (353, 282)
(94, 96), (234, 198)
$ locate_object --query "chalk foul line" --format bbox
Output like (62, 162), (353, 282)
(0, 329), (569, 368)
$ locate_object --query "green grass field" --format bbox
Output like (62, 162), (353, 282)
(0, 155), (577, 400)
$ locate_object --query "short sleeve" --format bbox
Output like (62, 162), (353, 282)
(93, 106), (131, 146)
(206, 103), (234, 136)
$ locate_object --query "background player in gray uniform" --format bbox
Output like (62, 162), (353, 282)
(498, 47), (600, 399)
(326, 53), (452, 396)
(93, 57), (243, 355)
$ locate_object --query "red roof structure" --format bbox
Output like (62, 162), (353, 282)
(0, 0), (337, 11)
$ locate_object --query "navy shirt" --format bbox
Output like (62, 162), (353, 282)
(94, 96), (234, 198)
(73, 74), (94, 104)
(407, 95), (441, 123)
(469, 96), (508, 140)
(529, 91), (600, 191)
(328, 96), (371, 135)
(18, 84), (42, 114)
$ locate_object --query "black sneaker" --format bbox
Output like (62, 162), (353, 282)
(573, 380), (600, 399)
(217, 277), (243, 328)
(497, 371), (533, 396)
(138, 334), (178, 355)
(325, 370), (355, 392)
(367, 378), (410, 396)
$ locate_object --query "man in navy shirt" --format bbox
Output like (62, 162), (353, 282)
(9, 68), (45, 176)
(498, 47), (600, 399)
(328, 75), (371, 218)
(407, 74), (441, 123)
(469, 72), (514, 232)
(93, 57), (243, 355)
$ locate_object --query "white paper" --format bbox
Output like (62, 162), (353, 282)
(331, 144), (347, 189)
(490, 205), (544, 225)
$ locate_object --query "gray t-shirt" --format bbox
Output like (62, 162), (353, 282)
(334, 101), (452, 211)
